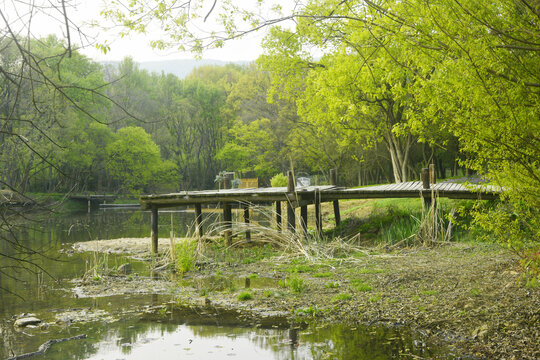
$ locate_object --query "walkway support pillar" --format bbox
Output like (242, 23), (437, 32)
(287, 171), (296, 233)
(223, 202), (232, 245)
(315, 190), (322, 237)
(300, 204), (308, 238)
(243, 203), (251, 242)
(421, 168), (432, 208)
(195, 203), (203, 238)
(330, 169), (341, 227)
(275, 201), (282, 232)
(151, 206), (158, 254)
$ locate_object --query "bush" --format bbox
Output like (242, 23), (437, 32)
(270, 173), (288, 187)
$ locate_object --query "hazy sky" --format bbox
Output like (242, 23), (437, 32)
(2, 0), (275, 62)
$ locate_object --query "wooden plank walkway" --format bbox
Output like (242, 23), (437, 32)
(139, 181), (500, 209)
(140, 172), (501, 253)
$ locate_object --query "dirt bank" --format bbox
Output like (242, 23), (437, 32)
(72, 238), (539, 359)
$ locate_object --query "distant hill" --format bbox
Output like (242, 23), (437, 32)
(102, 59), (250, 79)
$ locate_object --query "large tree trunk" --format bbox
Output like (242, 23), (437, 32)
(383, 132), (412, 183)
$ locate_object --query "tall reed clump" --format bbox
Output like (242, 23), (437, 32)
(415, 192), (453, 246)
(197, 202), (365, 262)
(175, 238), (198, 273)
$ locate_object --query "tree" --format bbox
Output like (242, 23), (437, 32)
(106, 126), (176, 192)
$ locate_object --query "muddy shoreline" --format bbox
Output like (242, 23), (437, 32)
(72, 238), (539, 359)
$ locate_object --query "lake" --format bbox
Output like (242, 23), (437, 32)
(0, 207), (455, 359)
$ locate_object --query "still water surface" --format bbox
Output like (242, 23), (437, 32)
(1, 208), (454, 359)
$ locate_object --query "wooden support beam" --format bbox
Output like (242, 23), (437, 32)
(243, 203), (251, 242)
(287, 171), (296, 233)
(275, 201), (282, 232)
(330, 168), (341, 226)
(421, 167), (431, 208)
(151, 206), (158, 254)
(195, 203), (203, 238)
(223, 202), (232, 245)
(315, 192), (322, 237)
(300, 205), (308, 237)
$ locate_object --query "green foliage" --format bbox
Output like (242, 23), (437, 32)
(237, 291), (253, 301)
(106, 126), (175, 192)
(471, 203), (539, 280)
(270, 173), (288, 187)
(175, 239), (197, 273)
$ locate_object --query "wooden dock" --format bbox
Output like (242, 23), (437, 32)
(140, 168), (501, 253)
(69, 194), (117, 212)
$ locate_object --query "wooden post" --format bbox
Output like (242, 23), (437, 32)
(315, 190), (322, 237)
(275, 201), (282, 232)
(421, 167), (431, 207)
(224, 174), (232, 190)
(287, 170), (296, 233)
(429, 163), (436, 184)
(151, 206), (158, 254)
(195, 203), (203, 237)
(300, 204), (308, 237)
(223, 202), (232, 245)
(330, 169), (341, 227)
(243, 203), (251, 242)
(87, 199), (91, 213)
(421, 168), (430, 189)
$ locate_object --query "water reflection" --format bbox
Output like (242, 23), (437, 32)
(35, 310), (452, 360)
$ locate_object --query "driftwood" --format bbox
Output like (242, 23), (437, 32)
(7, 334), (86, 359)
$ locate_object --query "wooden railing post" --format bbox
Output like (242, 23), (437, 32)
(151, 206), (158, 254)
(224, 174), (232, 190)
(287, 170), (296, 233)
(330, 168), (341, 227)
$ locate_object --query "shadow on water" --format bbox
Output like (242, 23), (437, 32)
(1, 209), (457, 359)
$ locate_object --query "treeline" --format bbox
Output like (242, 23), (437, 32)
(1, 36), (468, 194)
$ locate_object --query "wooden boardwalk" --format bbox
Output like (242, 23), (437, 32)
(140, 170), (501, 253)
(140, 181), (499, 209)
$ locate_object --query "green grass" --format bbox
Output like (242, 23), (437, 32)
(312, 272), (333, 278)
(355, 268), (385, 275)
(237, 291), (253, 301)
(350, 279), (372, 292)
(331, 293), (353, 302)
(279, 275), (305, 294)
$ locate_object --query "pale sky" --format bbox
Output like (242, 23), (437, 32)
(1, 0), (283, 62)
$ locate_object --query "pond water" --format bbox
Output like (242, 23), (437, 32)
(0, 207), (456, 359)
